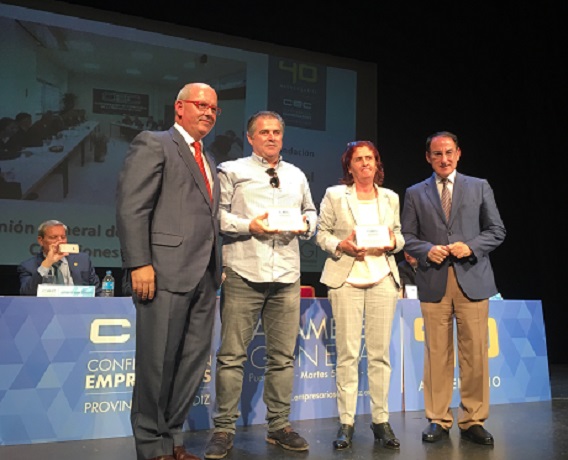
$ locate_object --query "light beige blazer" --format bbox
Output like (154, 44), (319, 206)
(316, 184), (404, 289)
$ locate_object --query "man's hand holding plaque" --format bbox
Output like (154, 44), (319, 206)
(249, 212), (279, 235)
(267, 208), (307, 233)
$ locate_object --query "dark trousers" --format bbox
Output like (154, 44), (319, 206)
(131, 266), (216, 460)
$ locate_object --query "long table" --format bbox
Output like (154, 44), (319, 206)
(109, 122), (142, 140)
(0, 297), (550, 445)
(0, 121), (99, 199)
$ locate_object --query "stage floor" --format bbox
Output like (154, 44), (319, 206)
(2, 365), (567, 460)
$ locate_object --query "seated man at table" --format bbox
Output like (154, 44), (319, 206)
(145, 115), (158, 130)
(0, 117), (21, 160)
(397, 250), (418, 298)
(18, 219), (101, 296)
(27, 111), (64, 145)
(9, 112), (42, 149)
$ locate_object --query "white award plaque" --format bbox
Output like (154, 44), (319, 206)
(355, 225), (391, 248)
(267, 208), (304, 231)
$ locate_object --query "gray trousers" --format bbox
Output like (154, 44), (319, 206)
(212, 267), (300, 433)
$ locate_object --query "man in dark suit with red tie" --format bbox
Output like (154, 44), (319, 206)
(401, 131), (506, 446)
(116, 82), (222, 460)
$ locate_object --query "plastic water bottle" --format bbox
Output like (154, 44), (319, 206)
(101, 270), (115, 297)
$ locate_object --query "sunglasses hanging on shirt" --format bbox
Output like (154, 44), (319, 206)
(266, 168), (280, 188)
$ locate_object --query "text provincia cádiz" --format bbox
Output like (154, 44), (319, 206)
(83, 357), (213, 413)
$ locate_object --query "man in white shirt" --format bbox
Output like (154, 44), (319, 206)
(204, 111), (317, 459)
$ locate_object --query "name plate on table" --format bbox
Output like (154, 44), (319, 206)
(355, 225), (390, 248)
(37, 285), (96, 297)
(405, 284), (418, 299)
(267, 208), (304, 231)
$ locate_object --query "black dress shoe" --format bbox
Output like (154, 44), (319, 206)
(422, 423), (449, 443)
(371, 422), (400, 450)
(333, 424), (354, 449)
(460, 425), (494, 445)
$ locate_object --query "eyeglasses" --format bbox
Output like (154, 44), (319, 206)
(266, 168), (280, 188)
(179, 100), (222, 116)
(430, 150), (455, 160)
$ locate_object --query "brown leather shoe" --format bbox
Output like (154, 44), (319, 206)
(174, 446), (201, 460)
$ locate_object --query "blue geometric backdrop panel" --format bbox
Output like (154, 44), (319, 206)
(0, 298), (549, 445)
(402, 299), (551, 411)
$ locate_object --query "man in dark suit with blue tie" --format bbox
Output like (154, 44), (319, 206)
(401, 131), (506, 446)
(18, 219), (101, 296)
(116, 82), (222, 460)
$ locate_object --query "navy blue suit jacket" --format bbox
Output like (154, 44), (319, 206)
(18, 252), (102, 296)
(401, 172), (506, 302)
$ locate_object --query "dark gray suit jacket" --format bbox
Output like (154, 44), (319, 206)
(116, 127), (221, 291)
(401, 172), (506, 302)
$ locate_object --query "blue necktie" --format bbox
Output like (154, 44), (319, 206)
(52, 261), (65, 285)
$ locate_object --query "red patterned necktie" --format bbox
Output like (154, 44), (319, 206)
(192, 141), (212, 200)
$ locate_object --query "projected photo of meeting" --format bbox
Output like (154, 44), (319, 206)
(0, 1), (373, 273)
(0, 12), (247, 204)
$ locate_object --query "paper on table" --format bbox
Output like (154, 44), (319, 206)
(37, 285), (96, 297)
(405, 285), (418, 299)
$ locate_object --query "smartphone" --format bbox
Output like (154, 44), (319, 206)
(59, 243), (79, 253)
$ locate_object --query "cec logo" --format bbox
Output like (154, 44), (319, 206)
(282, 99), (312, 110)
(413, 318), (500, 358)
(90, 318), (132, 344)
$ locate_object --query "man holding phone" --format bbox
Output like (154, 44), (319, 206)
(17, 219), (101, 296)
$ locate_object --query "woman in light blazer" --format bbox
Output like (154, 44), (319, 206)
(316, 141), (404, 450)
